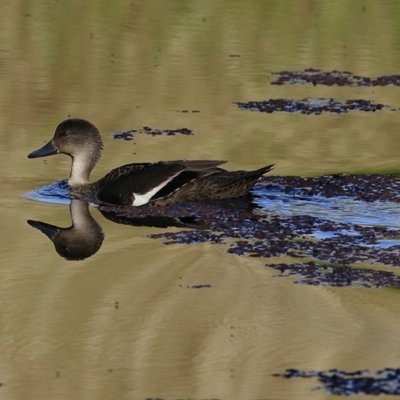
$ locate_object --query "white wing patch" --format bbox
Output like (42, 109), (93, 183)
(132, 172), (181, 206)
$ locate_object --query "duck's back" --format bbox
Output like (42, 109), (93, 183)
(96, 160), (226, 206)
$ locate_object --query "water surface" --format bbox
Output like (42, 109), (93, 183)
(2, 1), (400, 399)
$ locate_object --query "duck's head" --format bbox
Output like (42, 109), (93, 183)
(28, 119), (104, 185)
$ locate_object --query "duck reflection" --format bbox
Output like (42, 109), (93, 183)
(28, 199), (205, 261)
(28, 200), (104, 261)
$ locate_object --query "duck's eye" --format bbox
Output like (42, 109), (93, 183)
(60, 131), (69, 138)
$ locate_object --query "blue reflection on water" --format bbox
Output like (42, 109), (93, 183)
(25, 181), (400, 236)
(25, 179), (71, 205)
(253, 186), (400, 229)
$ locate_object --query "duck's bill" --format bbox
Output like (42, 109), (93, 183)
(28, 140), (57, 158)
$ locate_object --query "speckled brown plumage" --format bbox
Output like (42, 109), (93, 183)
(28, 119), (274, 206)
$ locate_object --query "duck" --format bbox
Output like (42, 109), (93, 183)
(28, 118), (274, 206)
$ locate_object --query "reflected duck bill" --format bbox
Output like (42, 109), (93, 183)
(28, 140), (58, 159)
(27, 219), (59, 239)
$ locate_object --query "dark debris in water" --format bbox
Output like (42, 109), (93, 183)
(140, 126), (194, 136)
(96, 173), (400, 288)
(175, 109), (201, 113)
(145, 398), (221, 400)
(271, 68), (400, 87)
(112, 126), (193, 139)
(274, 368), (400, 395)
(234, 98), (389, 115)
(263, 174), (400, 202)
(112, 131), (134, 140)
(269, 261), (400, 288)
(187, 284), (212, 289)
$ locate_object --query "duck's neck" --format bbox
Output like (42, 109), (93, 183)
(68, 154), (95, 186)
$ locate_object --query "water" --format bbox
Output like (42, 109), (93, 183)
(25, 180), (71, 205)
(254, 187), (400, 228)
(3, 1), (400, 399)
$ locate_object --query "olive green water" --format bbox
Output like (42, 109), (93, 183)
(3, 1), (400, 399)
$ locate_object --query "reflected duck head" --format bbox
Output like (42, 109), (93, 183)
(28, 220), (104, 261)
(28, 119), (104, 186)
(27, 200), (104, 261)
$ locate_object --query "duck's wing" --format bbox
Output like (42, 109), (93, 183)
(97, 160), (226, 206)
(161, 163), (275, 204)
(97, 162), (152, 186)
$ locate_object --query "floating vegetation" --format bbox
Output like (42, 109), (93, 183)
(112, 126), (194, 140)
(263, 174), (400, 202)
(111, 131), (134, 140)
(29, 174), (400, 280)
(175, 109), (201, 113)
(187, 284), (212, 289)
(234, 98), (389, 115)
(268, 261), (400, 288)
(273, 368), (400, 395)
(271, 68), (400, 87)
